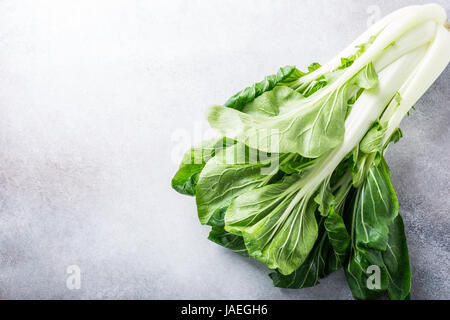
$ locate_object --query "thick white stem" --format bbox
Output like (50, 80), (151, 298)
(383, 25), (450, 145)
(299, 5), (424, 82)
(374, 21), (436, 72)
(299, 4), (444, 84)
(299, 4), (445, 106)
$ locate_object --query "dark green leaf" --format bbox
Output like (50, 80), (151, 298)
(224, 66), (305, 111)
(208, 226), (249, 257)
(325, 209), (351, 263)
(383, 214), (411, 300)
(353, 160), (399, 251)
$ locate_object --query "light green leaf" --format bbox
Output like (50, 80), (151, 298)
(208, 63), (379, 158)
(196, 143), (279, 225)
(224, 66), (305, 111)
(241, 86), (306, 117)
(171, 137), (234, 195)
(269, 224), (329, 288)
(225, 175), (318, 275)
(360, 121), (387, 154)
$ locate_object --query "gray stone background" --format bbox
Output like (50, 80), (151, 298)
(0, 0), (448, 299)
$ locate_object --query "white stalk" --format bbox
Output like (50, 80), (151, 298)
(298, 4), (445, 107)
(374, 21), (436, 72)
(382, 24), (450, 145)
(300, 5), (424, 82)
(298, 4), (444, 84)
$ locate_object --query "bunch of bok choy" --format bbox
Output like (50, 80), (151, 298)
(171, 4), (450, 299)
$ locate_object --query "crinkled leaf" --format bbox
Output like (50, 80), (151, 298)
(224, 66), (305, 111)
(208, 63), (378, 158)
(241, 86), (306, 117)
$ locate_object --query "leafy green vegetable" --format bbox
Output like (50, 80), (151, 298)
(344, 159), (411, 300)
(171, 137), (234, 195)
(171, 4), (449, 300)
(207, 63), (379, 158)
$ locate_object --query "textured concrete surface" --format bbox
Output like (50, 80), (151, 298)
(0, 0), (448, 299)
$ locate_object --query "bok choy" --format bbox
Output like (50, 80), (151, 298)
(171, 4), (450, 299)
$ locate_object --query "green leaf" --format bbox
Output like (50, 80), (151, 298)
(225, 175), (318, 275)
(224, 66), (305, 111)
(196, 143), (280, 225)
(269, 228), (329, 288)
(350, 148), (371, 188)
(385, 128), (403, 146)
(344, 245), (389, 300)
(208, 63), (379, 158)
(344, 158), (410, 300)
(360, 121), (387, 154)
(269, 215), (345, 288)
(240, 86), (306, 117)
(337, 35), (376, 70)
(324, 209), (351, 264)
(307, 62), (322, 73)
(344, 214), (411, 300)
(208, 226), (249, 257)
(383, 214), (411, 300)
(353, 159), (399, 251)
(314, 177), (334, 216)
(278, 154), (314, 174)
(171, 137), (234, 195)
(295, 74), (328, 98)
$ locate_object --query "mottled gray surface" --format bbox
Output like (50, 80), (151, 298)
(0, 0), (448, 300)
